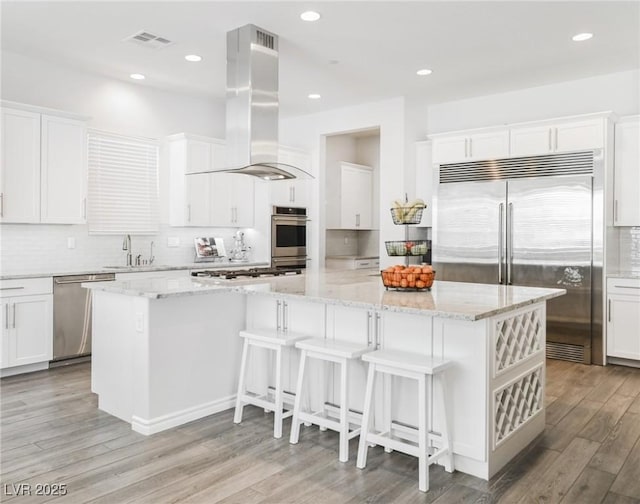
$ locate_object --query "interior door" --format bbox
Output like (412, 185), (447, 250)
(507, 175), (592, 360)
(433, 180), (506, 284)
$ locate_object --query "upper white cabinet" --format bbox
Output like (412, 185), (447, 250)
(432, 129), (509, 164)
(414, 140), (433, 227)
(270, 146), (311, 208)
(510, 117), (605, 157)
(613, 116), (640, 226)
(1, 103), (87, 224)
(210, 172), (255, 228)
(327, 161), (374, 230)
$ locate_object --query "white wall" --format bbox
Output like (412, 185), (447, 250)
(426, 69), (640, 133)
(281, 97), (406, 269)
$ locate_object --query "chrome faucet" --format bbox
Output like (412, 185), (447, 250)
(122, 234), (132, 266)
(149, 241), (155, 265)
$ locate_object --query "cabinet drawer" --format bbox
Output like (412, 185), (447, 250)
(0, 277), (53, 297)
(607, 277), (640, 295)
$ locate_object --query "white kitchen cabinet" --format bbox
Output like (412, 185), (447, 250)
(607, 277), (640, 362)
(613, 116), (640, 226)
(210, 172), (255, 227)
(415, 140), (434, 227)
(325, 257), (379, 270)
(327, 161), (373, 230)
(271, 146), (311, 208)
(0, 104), (87, 225)
(0, 277), (53, 373)
(184, 173), (211, 227)
(431, 129), (509, 164)
(510, 118), (604, 157)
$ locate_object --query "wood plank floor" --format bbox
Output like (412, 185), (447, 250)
(1, 359), (639, 503)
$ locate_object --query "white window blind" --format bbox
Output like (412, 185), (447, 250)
(88, 130), (159, 235)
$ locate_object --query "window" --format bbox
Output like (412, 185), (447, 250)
(88, 130), (159, 234)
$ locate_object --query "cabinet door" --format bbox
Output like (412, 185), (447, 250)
(185, 139), (212, 174)
(210, 173), (234, 227)
(432, 135), (467, 164)
(341, 164), (372, 229)
(270, 181), (294, 206)
(607, 295), (640, 360)
(415, 141), (433, 227)
(469, 130), (509, 160)
(0, 300), (8, 369)
(0, 108), (41, 223)
(614, 118), (640, 226)
(9, 295), (53, 367)
(232, 175), (255, 227)
(184, 174), (211, 226)
(510, 125), (553, 156)
(41, 115), (87, 224)
(555, 119), (604, 152)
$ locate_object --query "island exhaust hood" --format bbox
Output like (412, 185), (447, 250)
(205, 24), (313, 181)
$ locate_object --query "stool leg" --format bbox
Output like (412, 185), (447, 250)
(437, 372), (454, 473)
(356, 362), (376, 469)
(273, 346), (284, 439)
(338, 358), (349, 463)
(233, 338), (250, 424)
(418, 373), (429, 492)
(384, 374), (392, 453)
(319, 359), (327, 431)
(289, 349), (307, 445)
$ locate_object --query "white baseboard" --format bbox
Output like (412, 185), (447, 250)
(1, 361), (49, 378)
(131, 395), (236, 435)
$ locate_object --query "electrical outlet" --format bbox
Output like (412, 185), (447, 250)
(67, 237), (76, 249)
(167, 237), (180, 247)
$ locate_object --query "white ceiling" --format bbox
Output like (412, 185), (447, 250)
(2, 1), (639, 117)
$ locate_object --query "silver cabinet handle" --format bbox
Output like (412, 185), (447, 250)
(289, 186), (293, 203)
(468, 138), (473, 158)
(356, 214), (360, 227)
(507, 202), (513, 285)
(276, 300), (281, 331)
(1, 192), (4, 218)
(282, 301), (288, 332)
(4, 304), (8, 330)
(614, 200), (618, 224)
(366, 311), (372, 347)
(375, 312), (381, 349)
(292, 186), (296, 203)
(187, 204), (191, 223)
(498, 203), (504, 284)
(608, 299), (611, 322)
(12, 303), (16, 329)
(464, 138), (468, 158)
(548, 129), (552, 151)
(554, 128), (559, 151)
(613, 285), (640, 290)
(0, 286), (25, 291)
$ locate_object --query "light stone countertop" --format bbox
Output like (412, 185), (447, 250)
(83, 269), (566, 321)
(0, 261), (269, 280)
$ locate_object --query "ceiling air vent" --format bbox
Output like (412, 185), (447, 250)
(124, 31), (174, 50)
(256, 29), (274, 49)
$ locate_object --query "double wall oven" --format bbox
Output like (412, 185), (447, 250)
(271, 206), (307, 268)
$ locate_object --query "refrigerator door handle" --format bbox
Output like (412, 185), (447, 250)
(498, 203), (504, 284)
(507, 202), (514, 284)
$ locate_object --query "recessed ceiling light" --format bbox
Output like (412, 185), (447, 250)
(185, 54), (202, 62)
(416, 68), (433, 76)
(572, 32), (593, 42)
(130, 73), (146, 80)
(300, 11), (321, 22)
(308, 93), (321, 100)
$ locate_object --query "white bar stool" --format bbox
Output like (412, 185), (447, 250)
(289, 337), (372, 462)
(356, 349), (454, 492)
(233, 328), (309, 439)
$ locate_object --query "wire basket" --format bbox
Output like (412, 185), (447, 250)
(390, 206), (425, 225)
(385, 240), (429, 256)
(381, 268), (435, 290)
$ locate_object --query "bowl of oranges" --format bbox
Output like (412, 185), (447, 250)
(381, 264), (435, 291)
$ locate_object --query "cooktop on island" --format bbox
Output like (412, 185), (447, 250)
(191, 267), (303, 280)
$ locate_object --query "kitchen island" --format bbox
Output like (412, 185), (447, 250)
(85, 270), (564, 479)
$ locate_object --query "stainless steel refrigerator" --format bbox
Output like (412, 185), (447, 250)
(433, 150), (603, 364)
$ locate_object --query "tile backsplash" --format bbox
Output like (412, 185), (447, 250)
(619, 226), (640, 273)
(0, 224), (266, 275)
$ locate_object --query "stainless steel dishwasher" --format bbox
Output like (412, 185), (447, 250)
(52, 273), (115, 363)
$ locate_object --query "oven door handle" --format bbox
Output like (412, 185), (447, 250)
(272, 216), (308, 222)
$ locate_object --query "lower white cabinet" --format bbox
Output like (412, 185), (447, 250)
(607, 277), (640, 361)
(0, 278), (53, 370)
(325, 257), (379, 270)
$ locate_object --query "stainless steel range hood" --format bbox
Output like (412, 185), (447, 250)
(207, 24), (312, 181)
